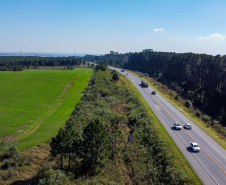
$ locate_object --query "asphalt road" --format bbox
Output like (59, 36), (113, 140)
(109, 67), (226, 185)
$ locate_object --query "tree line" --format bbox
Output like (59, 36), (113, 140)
(124, 51), (226, 126)
(83, 51), (226, 126)
(0, 56), (82, 71)
(83, 52), (130, 67)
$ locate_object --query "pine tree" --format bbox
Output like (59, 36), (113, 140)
(82, 119), (109, 174)
(50, 128), (68, 169)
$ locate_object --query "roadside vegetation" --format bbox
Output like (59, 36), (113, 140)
(83, 51), (226, 144)
(128, 70), (226, 149)
(48, 64), (198, 184)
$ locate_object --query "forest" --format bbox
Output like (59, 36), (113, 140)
(0, 56), (82, 71)
(83, 52), (130, 67)
(84, 51), (226, 127)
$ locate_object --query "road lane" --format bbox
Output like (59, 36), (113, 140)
(109, 67), (226, 185)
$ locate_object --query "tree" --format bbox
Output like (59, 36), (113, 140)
(96, 62), (107, 71)
(50, 128), (68, 169)
(64, 121), (81, 170)
(112, 73), (119, 81)
(81, 119), (109, 174)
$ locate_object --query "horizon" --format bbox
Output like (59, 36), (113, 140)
(1, 0), (226, 55)
(0, 49), (225, 57)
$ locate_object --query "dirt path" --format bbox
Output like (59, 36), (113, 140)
(19, 75), (79, 139)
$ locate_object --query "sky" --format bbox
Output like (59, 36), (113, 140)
(0, 0), (226, 55)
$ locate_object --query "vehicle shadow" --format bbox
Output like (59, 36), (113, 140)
(187, 147), (193, 153)
(139, 84), (147, 88)
(171, 127), (181, 130)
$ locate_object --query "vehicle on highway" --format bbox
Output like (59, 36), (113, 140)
(174, 122), (182, 130)
(121, 68), (125, 72)
(184, 123), (192, 129)
(141, 80), (148, 87)
(127, 73), (128, 75)
(190, 142), (200, 152)
(151, 90), (156, 95)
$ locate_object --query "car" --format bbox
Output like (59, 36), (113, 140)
(151, 91), (156, 95)
(184, 123), (192, 129)
(174, 122), (182, 130)
(190, 142), (200, 152)
(141, 80), (148, 87)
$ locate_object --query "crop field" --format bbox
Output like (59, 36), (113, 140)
(0, 68), (93, 149)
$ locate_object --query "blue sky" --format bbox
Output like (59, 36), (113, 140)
(0, 0), (226, 55)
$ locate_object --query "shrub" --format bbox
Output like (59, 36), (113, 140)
(13, 152), (26, 167)
(195, 109), (202, 117)
(38, 169), (70, 185)
(175, 94), (179, 100)
(2, 159), (11, 169)
(1, 134), (18, 158)
(112, 73), (119, 81)
(106, 96), (118, 107)
(184, 100), (192, 109)
(2, 166), (14, 180)
(202, 114), (211, 123)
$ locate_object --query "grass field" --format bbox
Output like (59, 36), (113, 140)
(0, 68), (93, 149)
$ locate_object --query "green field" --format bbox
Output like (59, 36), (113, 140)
(0, 69), (93, 149)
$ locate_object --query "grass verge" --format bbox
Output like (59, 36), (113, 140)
(127, 70), (226, 149)
(120, 74), (202, 185)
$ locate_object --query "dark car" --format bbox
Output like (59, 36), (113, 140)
(151, 91), (156, 95)
(141, 80), (148, 87)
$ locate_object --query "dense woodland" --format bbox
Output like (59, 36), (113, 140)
(84, 51), (226, 127)
(0, 56), (82, 71)
(83, 52), (130, 67)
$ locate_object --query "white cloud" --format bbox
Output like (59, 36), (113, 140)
(153, 28), (164, 32)
(197, 37), (205, 40)
(197, 33), (226, 40)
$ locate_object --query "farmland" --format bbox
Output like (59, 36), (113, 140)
(0, 68), (93, 149)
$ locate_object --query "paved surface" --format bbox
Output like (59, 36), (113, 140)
(109, 67), (226, 185)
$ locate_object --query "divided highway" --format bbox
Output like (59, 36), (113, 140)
(109, 67), (226, 185)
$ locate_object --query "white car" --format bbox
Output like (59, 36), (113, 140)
(184, 123), (192, 129)
(190, 142), (200, 152)
(174, 122), (182, 130)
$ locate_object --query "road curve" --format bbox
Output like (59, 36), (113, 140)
(109, 67), (226, 185)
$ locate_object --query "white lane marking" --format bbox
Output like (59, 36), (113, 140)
(145, 86), (226, 160)
(113, 67), (225, 162)
(141, 91), (219, 185)
(112, 67), (222, 184)
(154, 104), (162, 111)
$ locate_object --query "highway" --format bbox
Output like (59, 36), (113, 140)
(109, 67), (226, 185)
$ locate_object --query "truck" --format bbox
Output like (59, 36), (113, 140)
(141, 80), (148, 87)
